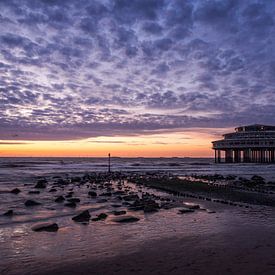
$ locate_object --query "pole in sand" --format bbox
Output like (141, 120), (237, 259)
(108, 153), (111, 173)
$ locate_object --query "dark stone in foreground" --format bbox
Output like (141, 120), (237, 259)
(25, 200), (41, 206)
(88, 191), (97, 197)
(10, 188), (21, 194)
(34, 179), (47, 189)
(92, 213), (108, 221)
(55, 196), (65, 203)
(67, 198), (80, 203)
(29, 190), (40, 194)
(113, 210), (127, 216)
(32, 222), (59, 232)
(64, 202), (77, 208)
(3, 210), (13, 216)
(72, 210), (91, 222)
(178, 208), (195, 214)
(113, 216), (140, 223)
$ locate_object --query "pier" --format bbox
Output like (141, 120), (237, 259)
(212, 124), (275, 163)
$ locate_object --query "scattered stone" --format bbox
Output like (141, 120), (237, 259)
(207, 210), (216, 214)
(92, 213), (108, 221)
(64, 202), (76, 208)
(96, 199), (108, 203)
(113, 215), (140, 223)
(34, 179), (47, 189)
(10, 188), (21, 194)
(99, 192), (112, 197)
(123, 194), (139, 201)
(55, 196), (65, 203)
(3, 210), (13, 216)
(184, 203), (200, 210)
(32, 222), (59, 232)
(178, 208), (195, 214)
(88, 191), (97, 197)
(25, 200), (41, 207)
(29, 190), (40, 194)
(113, 210), (126, 216)
(72, 210), (91, 222)
(67, 198), (80, 203)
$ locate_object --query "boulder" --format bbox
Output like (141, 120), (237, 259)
(113, 215), (140, 223)
(92, 213), (108, 221)
(123, 194), (139, 201)
(3, 210), (13, 216)
(88, 191), (97, 197)
(96, 199), (108, 203)
(99, 192), (112, 197)
(178, 208), (195, 214)
(10, 188), (21, 194)
(113, 210), (126, 216)
(32, 222), (59, 232)
(67, 198), (80, 203)
(25, 200), (41, 207)
(34, 179), (47, 189)
(64, 202), (76, 208)
(55, 196), (65, 203)
(29, 190), (40, 194)
(72, 210), (91, 222)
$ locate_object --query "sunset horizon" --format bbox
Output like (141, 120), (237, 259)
(1, 1), (275, 275)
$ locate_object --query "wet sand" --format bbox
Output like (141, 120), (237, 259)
(41, 227), (275, 275)
(1, 172), (275, 275)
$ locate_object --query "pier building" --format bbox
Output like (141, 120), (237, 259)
(212, 124), (275, 163)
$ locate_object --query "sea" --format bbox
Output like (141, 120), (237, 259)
(1, 157), (275, 185)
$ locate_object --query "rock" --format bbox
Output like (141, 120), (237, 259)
(32, 222), (59, 232)
(99, 192), (112, 197)
(113, 215), (140, 223)
(123, 194), (139, 201)
(64, 202), (76, 208)
(144, 205), (159, 213)
(55, 196), (65, 203)
(88, 191), (97, 197)
(34, 179), (47, 189)
(72, 210), (91, 222)
(178, 208), (195, 214)
(49, 188), (57, 193)
(113, 210), (126, 216)
(10, 188), (21, 194)
(184, 203), (200, 210)
(96, 199), (108, 203)
(3, 210), (13, 216)
(67, 198), (80, 203)
(92, 213), (108, 221)
(65, 194), (73, 198)
(207, 210), (216, 214)
(29, 190), (40, 194)
(25, 200), (41, 207)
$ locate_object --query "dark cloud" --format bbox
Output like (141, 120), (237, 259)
(0, 0), (275, 140)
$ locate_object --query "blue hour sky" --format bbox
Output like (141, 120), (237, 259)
(1, 0), (275, 141)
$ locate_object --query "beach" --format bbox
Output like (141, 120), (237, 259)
(1, 158), (275, 275)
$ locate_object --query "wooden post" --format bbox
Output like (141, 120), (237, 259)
(108, 153), (111, 173)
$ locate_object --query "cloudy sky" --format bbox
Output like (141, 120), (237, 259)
(1, 0), (275, 156)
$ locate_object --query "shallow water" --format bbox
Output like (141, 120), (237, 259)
(1, 158), (275, 274)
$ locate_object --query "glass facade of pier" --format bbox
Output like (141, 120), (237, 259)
(212, 125), (275, 163)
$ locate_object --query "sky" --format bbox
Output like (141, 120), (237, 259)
(1, 0), (275, 157)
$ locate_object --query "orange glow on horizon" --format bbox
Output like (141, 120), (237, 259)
(0, 130), (223, 157)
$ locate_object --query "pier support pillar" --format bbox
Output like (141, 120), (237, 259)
(234, 150), (241, 163)
(225, 149), (233, 163)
